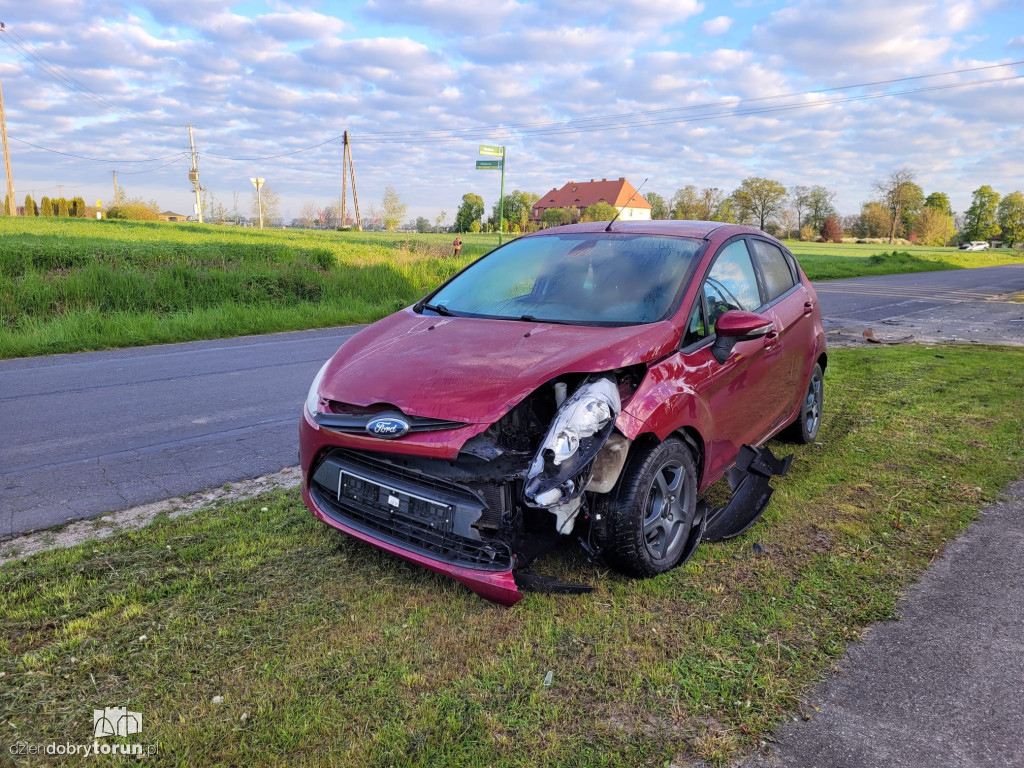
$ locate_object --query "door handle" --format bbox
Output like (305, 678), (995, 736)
(763, 330), (779, 348)
(803, 301), (814, 316)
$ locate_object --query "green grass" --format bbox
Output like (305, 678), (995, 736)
(3, 219), (1023, 360)
(786, 240), (1024, 280)
(0, 218), (500, 359)
(2, 345), (1023, 766)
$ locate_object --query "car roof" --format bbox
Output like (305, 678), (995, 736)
(522, 220), (767, 240)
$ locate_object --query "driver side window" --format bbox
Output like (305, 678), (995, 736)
(703, 240), (761, 332)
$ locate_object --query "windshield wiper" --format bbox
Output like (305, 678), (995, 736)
(419, 302), (453, 316)
(516, 314), (577, 325)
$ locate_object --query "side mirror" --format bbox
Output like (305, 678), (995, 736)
(711, 310), (773, 364)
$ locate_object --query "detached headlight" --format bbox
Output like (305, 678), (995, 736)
(305, 361), (331, 417)
(524, 376), (621, 508)
(546, 396), (614, 466)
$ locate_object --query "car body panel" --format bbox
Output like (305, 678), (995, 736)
(319, 309), (680, 425)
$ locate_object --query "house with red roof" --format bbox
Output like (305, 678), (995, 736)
(531, 177), (652, 223)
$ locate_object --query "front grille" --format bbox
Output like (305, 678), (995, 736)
(310, 450), (512, 571)
(314, 408), (466, 435)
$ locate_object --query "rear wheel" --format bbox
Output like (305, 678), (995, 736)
(783, 363), (823, 444)
(603, 437), (698, 577)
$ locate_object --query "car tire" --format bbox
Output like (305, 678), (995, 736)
(783, 363), (824, 444)
(603, 436), (698, 578)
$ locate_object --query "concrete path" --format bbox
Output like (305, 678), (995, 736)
(741, 480), (1024, 768)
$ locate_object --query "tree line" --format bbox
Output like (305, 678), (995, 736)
(451, 169), (1024, 247)
(11, 194), (89, 218)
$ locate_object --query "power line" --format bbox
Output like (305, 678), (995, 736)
(197, 60), (1024, 160)
(113, 156), (189, 174)
(356, 76), (1024, 144)
(0, 25), (185, 128)
(359, 58), (1024, 140)
(202, 134), (346, 162)
(8, 137), (188, 163)
(3, 31), (1020, 167)
(451, 74), (1024, 142)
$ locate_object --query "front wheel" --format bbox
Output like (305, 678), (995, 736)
(603, 437), (698, 578)
(784, 362), (824, 444)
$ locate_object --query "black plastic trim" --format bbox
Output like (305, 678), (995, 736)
(310, 450), (513, 571)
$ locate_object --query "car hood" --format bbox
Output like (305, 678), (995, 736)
(320, 308), (679, 424)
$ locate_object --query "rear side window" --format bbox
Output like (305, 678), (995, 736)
(752, 240), (797, 301)
(703, 239), (761, 330)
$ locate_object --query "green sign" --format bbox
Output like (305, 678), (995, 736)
(479, 145), (504, 157)
(476, 159), (503, 169)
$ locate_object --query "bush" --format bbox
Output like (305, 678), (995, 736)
(821, 215), (843, 243)
(799, 225), (816, 242)
(106, 203), (160, 221)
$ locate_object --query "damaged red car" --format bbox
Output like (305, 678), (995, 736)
(300, 221), (826, 605)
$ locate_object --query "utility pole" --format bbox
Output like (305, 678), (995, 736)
(112, 170), (119, 206)
(340, 133), (348, 227)
(250, 177), (265, 230)
(0, 74), (16, 216)
(340, 131), (362, 230)
(187, 124), (203, 223)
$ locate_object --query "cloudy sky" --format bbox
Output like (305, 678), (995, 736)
(1, 0), (1022, 224)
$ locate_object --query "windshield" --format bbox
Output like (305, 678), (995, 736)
(423, 233), (703, 325)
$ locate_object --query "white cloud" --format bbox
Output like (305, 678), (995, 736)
(2, 0), (1021, 222)
(749, 0), (974, 76)
(362, 0), (525, 36)
(254, 12), (348, 40)
(701, 16), (733, 35)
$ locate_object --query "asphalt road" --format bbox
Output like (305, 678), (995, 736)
(0, 326), (362, 539)
(2, 263), (1023, 540)
(815, 262), (1024, 345)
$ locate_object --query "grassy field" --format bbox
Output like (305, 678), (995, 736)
(784, 240), (1023, 280)
(2, 218), (1022, 360)
(0, 219), (493, 359)
(2, 344), (1023, 766)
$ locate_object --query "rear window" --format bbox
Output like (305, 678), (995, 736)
(425, 233), (703, 325)
(751, 240), (797, 300)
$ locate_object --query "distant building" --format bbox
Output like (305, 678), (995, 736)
(158, 211), (190, 222)
(531, 177), (652, 223)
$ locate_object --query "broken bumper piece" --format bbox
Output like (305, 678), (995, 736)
(303, 482), (523, 606)
(305, 451), (523, 605)
(702, 444), (793, 542)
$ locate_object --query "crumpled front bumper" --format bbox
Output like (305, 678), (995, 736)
(302, 482), (522, 605)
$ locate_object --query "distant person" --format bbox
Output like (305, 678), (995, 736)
(453, 236), (462, 257)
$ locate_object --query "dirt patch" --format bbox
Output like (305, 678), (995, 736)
(0, 466), (302, 565)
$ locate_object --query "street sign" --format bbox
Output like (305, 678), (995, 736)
(474, 146), (507, 246)
(250, 177), (265, 190)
